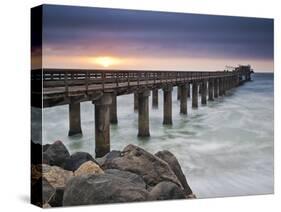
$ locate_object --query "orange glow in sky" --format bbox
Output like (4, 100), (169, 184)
(90, 56), (121, 68)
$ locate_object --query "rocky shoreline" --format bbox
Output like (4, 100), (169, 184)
(31, 140), (195, 208)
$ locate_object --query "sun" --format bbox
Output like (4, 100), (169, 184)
(92, 56), (120, 68)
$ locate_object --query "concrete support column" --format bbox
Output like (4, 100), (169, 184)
(180, 84), (187, 115)
(177, 86), (181, 100)
(219, 78), (223, 96)
(225, 78), (228, 91)
(163, 86), (173, 125)
(138, 90), (150, 137)
(93, 93), (112, 157)
(110, 93), (118, 124)
(134, 93), (138, 112)
(222, 78), (226, 95)
(152, 89), (158, 108)
(187, 83), (190, 98)
(208, 79), (214, 101)
(236, 75), (240, 86)
(227, 78), (230, 90)
(214, 78), (218, 98)
(201, 80), (207, 105)
(68, 102), (82, 136)
(192, 81), (198, 108)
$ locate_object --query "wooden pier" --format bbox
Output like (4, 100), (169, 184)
(31, 65), (253, 157)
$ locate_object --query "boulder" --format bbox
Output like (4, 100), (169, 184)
(149, 181), (186, 200)
(48, 187), (64, 207)
(105, 169), (146, 188)
(63, 169), (149, 206)
(42, 164), (73, 188)
(64, 152), (98, 171)
(31, 177), (55, 206)
(43, 140), (70, 167)
(43, 144), (51, 152)
(155, 150), (193, 196)
(74, 161), (104, 176)
(102, 144), (181, 187)
(96, 150), (121, 167)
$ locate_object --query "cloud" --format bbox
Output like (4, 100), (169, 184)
(41, 4), (274, 70)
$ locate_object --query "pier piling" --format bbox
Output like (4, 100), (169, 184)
(187, 83), (190, 98)
(214, 78), (218, 98)
(208, 79), (214, 101)
(138, 90), (150, 137)
(163, 86), (173, 125)
(134, 93), (138, 112)
(180, 84), (187, 114)
(68, 102), (82, 136)
(201, 80), (207, 105)
(110, 93), (118, 124)
(152, 89), (159, 108)
(177, 86), (181, 100)
(222, 78), (226, 95)
(192, 82), (198, 108)
(219, 78), (223, 96)
(93, 93), (112, 157)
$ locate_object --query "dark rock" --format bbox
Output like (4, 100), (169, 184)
(96, 150), (121, 167)
(63, 169), (149, 206)
(42, 152), (50, 164)
(155, 150), (193, 196)
(149, 181), (186, 200)
(43, 144), (51, 152)
(43, 140), (70, 167)
(102, 144), (181, 187)
(48, 187), (64, 207)
(31, 177), (55, 206)
(42, 178), (54, 204)
(105, 169), (146, 189)
(105, 150), (121, 161)
(63, 152), (98, 171)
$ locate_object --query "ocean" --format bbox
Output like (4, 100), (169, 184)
(37, 73), (274, 198)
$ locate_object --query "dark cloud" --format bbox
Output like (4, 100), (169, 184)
(42, 4), (274, 60)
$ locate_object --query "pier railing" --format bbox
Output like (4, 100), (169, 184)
(32, 69), (237, 92)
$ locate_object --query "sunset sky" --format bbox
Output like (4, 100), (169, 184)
(41, 5), (274, 72)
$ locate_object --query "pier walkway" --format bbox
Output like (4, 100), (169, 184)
(31, 65), (253, 157)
